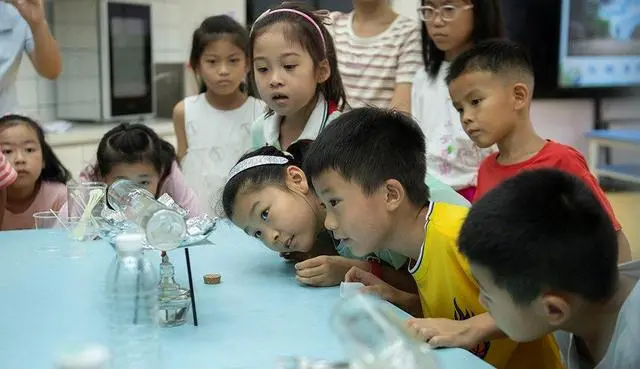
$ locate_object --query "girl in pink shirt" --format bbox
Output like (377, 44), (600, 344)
(0, 114), (71, 230)
(78, 123), (202, 216)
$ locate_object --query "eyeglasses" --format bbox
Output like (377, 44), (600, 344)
(417, 4), (474, 23)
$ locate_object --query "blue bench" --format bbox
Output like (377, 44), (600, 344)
(586, 129), (640, 184)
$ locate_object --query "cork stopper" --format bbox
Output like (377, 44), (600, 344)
(203, 273), (221, 285)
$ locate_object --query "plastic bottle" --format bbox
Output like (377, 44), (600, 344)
(105, 234), (160, 369)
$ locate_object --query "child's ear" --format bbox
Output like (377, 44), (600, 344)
(540, 293), (572, 328)
(512, 82), (530, 110)
(285, 165), (309, 194)
(315, 59), (331, 84)
(383, 179), (404, 212)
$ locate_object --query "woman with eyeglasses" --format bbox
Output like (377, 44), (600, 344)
(411, 0), (505, 203)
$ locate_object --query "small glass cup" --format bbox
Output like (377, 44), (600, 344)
(33, 210), (68, 252)
(34, 211), (92, 255)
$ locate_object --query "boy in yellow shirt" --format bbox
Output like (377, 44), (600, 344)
(303, 107), (563, 369)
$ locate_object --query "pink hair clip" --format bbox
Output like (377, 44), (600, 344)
(251, 8), (327, 55)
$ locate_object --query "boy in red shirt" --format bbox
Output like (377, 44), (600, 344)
(446, 39), (631, 263)
(0, 151), (18, 227)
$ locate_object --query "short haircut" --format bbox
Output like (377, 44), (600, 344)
(304, 107), (429, 206)
(445, 39), (534, 88)
(458, 169), (619, 305)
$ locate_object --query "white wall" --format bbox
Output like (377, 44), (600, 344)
(13, 0), (245, 122)
(392, 0), (640, 162)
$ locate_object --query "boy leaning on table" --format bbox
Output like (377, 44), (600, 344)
(458, 169), (640, 369)
(0, 151), (18, 228)
(303, 107), (563, 369)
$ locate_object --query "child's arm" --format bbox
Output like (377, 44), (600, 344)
(0, 152), (17, 228)
(345, 266), (423, 317)
(294, 256), (418, 293)
(407, 313), (506, 349)
(390, 23), (422, 113)
(172, 101), (188, 161)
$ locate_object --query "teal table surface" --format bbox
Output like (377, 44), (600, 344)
(0, 220), (492, 369)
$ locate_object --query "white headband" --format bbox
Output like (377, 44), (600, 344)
(228, 155), (290, 181)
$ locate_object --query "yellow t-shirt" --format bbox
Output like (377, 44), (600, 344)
(410, 202), (563, 369)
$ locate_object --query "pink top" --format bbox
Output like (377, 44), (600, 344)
(2, 181), (67, 230)
(77, 161), (203, 216)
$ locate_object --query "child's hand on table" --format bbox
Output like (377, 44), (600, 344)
(407, 318), (478, 349)
(294, 255), (354, 287)
(407, 313), (502, 350)
(344, 266), (401, 303)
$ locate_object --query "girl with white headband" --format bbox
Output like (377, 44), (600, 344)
(249, 2), (348, 151)
(221, 139), (470, 289)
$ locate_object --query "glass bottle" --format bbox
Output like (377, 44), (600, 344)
(106, 179), (186, 251)
(157, 252), (191, 327)
(331, 294), (439, 369)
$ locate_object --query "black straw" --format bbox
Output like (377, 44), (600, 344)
(185, 248), (198, 326)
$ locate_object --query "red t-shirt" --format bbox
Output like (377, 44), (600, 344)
(475, 141), (621, 230)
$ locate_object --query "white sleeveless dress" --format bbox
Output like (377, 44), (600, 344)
(181, 94), (265, 215)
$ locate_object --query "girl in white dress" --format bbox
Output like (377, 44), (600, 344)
(173, 15), (265, 215)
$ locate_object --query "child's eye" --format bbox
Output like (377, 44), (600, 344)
(206, 59), (216, 64)
(229, 58), (240, 64)
(284, 64), (297, 71)
(2, 149), (12, 155)
(328, 199), (339, 207)
(139, 180), (150, 186)
(254, 230), (262, 239)
(256, 66), (268, 73)
(260, 209), (269, 221)
(25, 147), (36, 153)
(471, 98), (482, 106)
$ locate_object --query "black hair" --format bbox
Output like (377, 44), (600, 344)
(190, 15), (251, 94)
(0, 114), (71, 184)
(96, 123), (177, 187)
(458, 169), (619, 305)
(304, 107), (429, 207)
(249, 1), (348, 112)
(222, 139), (312, 218)
(421, 0), (506, 79)
(445, 39), (534, 85)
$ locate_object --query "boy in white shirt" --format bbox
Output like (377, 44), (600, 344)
(458, 168), (640, 369)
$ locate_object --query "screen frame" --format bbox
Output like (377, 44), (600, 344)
(553, 0), (640, 99)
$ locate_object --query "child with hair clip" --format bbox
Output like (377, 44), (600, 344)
(75, 123), (202, 216)
(412, 0), (504, 202)
(173, 15), (265, 215)
(0, 114), (71, 230)
(249, 2), (348, 150)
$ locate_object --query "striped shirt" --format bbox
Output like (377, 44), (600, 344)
(329, 11), (422, 109)
(0, 152), (16, 189)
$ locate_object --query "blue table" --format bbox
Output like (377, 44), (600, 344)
(586, 129), (640, 184)
(0, 221), (492, 369)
